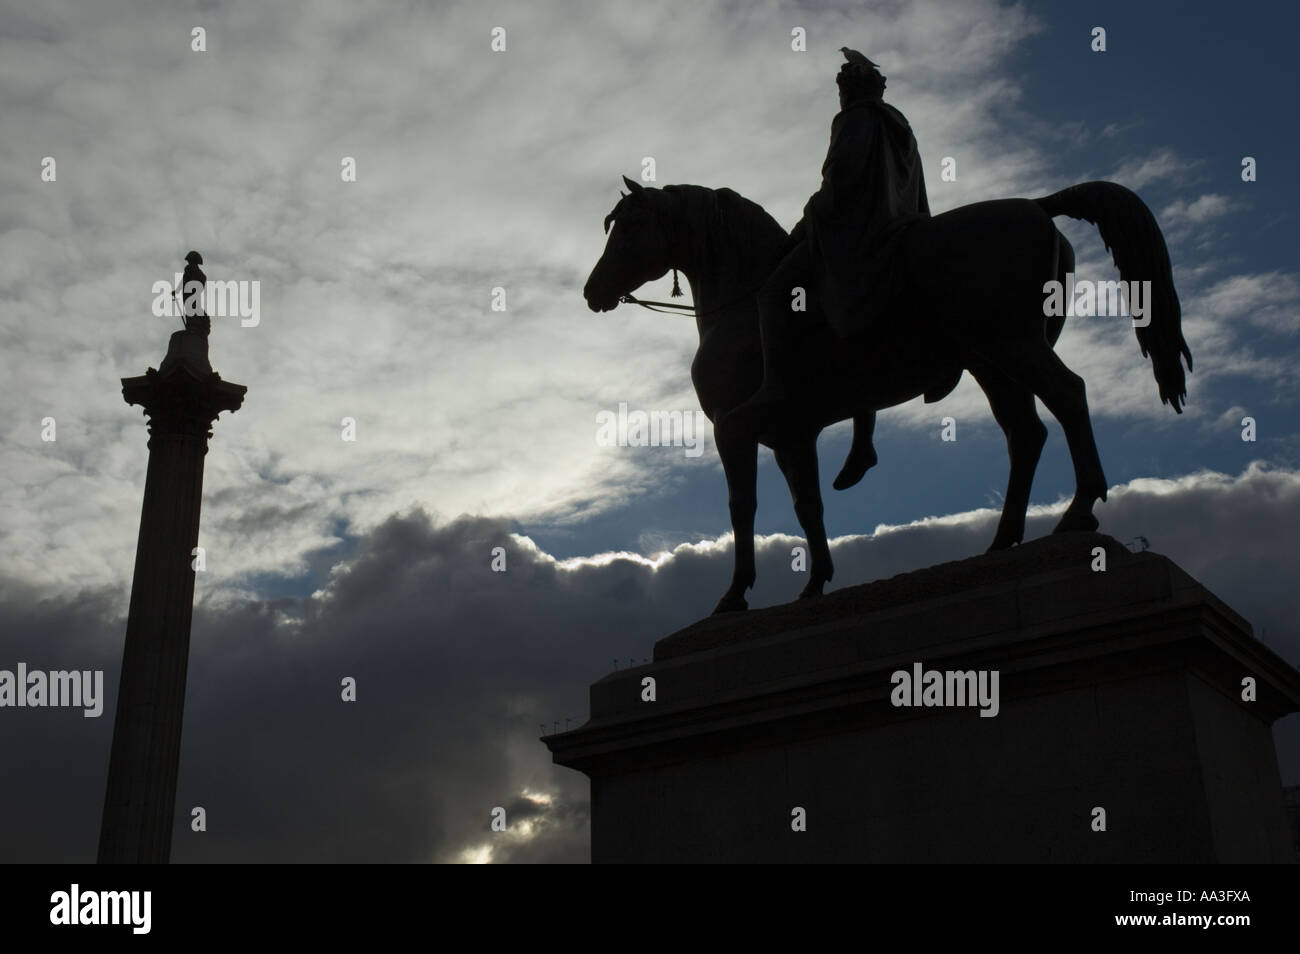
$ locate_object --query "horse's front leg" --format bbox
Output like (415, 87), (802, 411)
(711, 415), (758, 613)
(775, 433), (834, 598)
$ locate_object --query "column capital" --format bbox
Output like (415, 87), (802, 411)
(121, 331), (246, 442)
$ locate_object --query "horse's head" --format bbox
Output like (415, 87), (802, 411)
(583, 176), (677, 312)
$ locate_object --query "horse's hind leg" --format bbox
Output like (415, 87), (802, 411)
(995, 340), (1108, 532)
(774, 434), (834, 598)
(971, 368), (1047, 550)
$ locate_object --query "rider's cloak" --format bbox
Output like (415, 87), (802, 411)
(799, 98), (929, 338)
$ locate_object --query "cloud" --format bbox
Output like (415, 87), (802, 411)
(1109, 149), (1190, 190)
(1199, 271), (1300, 334)
(1161, 193), (1233, 226)
(0, 0), (1056, 604)
(1, 462), (1297, 862)
(3, 0), (1291, 614)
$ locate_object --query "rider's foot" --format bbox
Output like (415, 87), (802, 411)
(832, 442), (878, 490)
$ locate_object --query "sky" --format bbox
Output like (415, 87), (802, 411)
(1, 0), (1297, 863)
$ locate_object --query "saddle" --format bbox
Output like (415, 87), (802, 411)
(856, 217), (963, 403)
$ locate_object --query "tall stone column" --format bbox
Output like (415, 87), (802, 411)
(97, 330), (246, 864)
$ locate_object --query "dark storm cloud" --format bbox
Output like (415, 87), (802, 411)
(1, 463), (1296, 862)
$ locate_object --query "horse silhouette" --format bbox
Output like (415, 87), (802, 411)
(584, 175), (1191, 614)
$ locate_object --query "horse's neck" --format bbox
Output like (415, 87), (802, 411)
(676, 216), (779, 338)
(685, 272), (754, 341)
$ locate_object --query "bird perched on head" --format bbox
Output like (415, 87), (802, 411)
(836, 47), (887, 103)
(840, 47), (879, 70)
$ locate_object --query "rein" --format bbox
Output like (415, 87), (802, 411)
(618, 294), (695, 316)
(618, 288), (759, 320)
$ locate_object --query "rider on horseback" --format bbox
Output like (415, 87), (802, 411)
(736, 47), (930, 424)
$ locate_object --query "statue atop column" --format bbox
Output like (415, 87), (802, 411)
(160, 250), (216, 376)
(177, 250), (210, 336)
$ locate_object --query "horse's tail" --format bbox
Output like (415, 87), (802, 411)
(1035, 181), (1192, 412)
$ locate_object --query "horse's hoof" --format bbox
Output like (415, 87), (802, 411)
(986, 534), (1018, 552)
(798, 579), (825, 599)
(712, 593), (748, 614)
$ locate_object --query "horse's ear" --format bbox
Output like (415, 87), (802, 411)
(623, 175), (645, 197)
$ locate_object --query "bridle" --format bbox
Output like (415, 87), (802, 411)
(602, 190), (761, 320)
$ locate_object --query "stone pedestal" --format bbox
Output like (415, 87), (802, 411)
(97, 331), (245, 864)
(545, 533), (1300, 863)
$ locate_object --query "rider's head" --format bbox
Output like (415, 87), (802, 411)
(837, 48), (886, 107)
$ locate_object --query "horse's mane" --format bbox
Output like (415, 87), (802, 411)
(658, 184), (787, 279)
